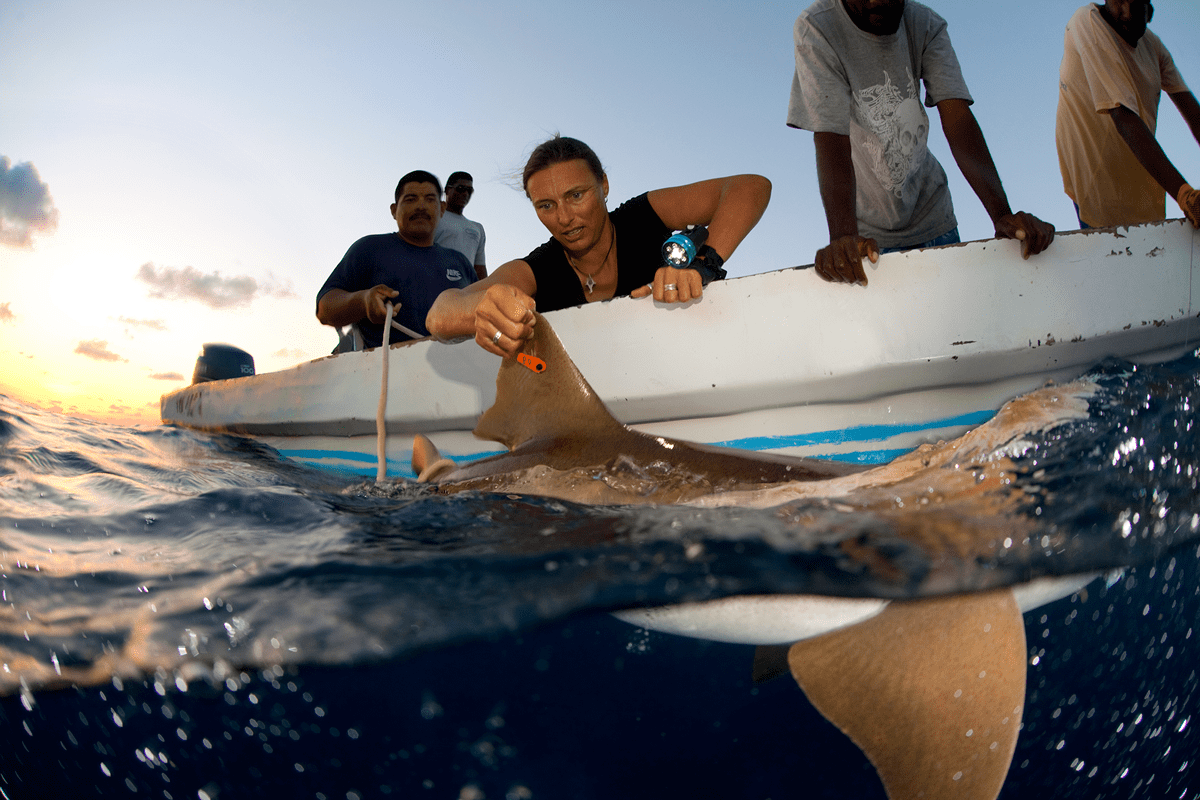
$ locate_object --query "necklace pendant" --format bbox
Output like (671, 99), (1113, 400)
(585, 274), (595, 294)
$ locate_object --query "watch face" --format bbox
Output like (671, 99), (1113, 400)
(663, 240), (692, 267)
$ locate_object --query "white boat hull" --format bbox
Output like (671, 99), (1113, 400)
(162, 221), (1199, 478)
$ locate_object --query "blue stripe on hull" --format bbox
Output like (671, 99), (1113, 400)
(708, 409), (996, 452)
(821, 448), (915, 464)
(273, 408), (997, 478)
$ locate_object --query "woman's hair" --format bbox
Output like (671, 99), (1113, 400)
(521, 135), (604, 197)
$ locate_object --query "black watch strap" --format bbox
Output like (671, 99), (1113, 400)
(690, 244), (727, 285)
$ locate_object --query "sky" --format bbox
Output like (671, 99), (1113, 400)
(2, 0), (1198, 427)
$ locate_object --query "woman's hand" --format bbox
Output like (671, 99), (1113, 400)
(473, 284), (537, 357)
(631, 266), (705, 303)
(426, 260), (540, 355)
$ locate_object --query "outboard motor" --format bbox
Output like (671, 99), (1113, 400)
(192, 343), (255, 384)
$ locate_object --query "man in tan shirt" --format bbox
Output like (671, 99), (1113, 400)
(1056, 0), (1200, 229)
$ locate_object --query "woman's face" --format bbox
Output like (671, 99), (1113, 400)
(526, 159), (609, 254)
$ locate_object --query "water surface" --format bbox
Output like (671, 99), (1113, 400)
(1, 351), (1198, 798)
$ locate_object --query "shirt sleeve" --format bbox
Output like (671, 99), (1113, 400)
(315, 237), (369, 310)
(915, 10), (973, 107)
(1154, 35), (1189, 95)
(787, 14), (853, 134)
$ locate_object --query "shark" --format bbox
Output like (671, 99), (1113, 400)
(412, 312), (1101, 800)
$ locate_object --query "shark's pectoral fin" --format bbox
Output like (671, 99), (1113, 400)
(412, 435), (457, 483)
(787, 589), (1026, 800)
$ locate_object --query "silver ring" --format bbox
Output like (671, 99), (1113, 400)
(663, 283), (677, 291)
(491, 330), (502, 345)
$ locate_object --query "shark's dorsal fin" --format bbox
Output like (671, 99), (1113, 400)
(787, 589), (1025, 800)
(474, 312), (625, 450)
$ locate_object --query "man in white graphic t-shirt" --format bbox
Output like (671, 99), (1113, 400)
(787, 0), (1056, 285)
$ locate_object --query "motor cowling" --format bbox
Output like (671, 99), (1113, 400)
(192, 343), (255, 384)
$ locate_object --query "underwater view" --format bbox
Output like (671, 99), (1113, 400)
(2, 349), (1200, 799)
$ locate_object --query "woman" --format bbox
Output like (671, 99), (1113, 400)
(424, 135), (771, 357)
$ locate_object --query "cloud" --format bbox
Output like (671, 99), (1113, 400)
(136, 262), (295, 309)
(0, 302), (13, 323)
(115, 315), (168, 338)
(74, 339), (127, 363)
(116, 316), (168, 332)
(149, 372), (185, 381)
(0, 156), (60, 248)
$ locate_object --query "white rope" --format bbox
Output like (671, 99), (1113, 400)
(376, 301), (395, 483)
(390, 318), (423, 340)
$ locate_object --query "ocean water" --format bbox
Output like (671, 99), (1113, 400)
(2, 350), (1200, 800)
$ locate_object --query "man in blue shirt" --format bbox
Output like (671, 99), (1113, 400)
(317, 170), (476, 349)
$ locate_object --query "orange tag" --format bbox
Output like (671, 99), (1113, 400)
(517, 353), (546, 373)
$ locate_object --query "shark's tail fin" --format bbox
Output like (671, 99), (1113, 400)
(412, 434), (457, 483)
(474, 312), (624, 450)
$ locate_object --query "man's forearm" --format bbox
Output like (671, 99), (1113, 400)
(316, 289), (367, 328)
(813, 132), (859, 240)
(939, 100), (1012, 226)
(1109, 104), (1187, 199)
(1169, 91), (1200, 150)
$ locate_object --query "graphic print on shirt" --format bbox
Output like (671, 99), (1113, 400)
(850, 69), (929, 198)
